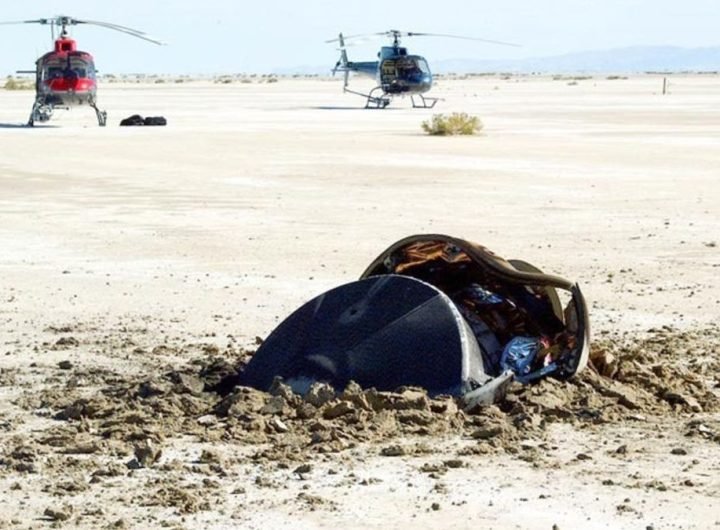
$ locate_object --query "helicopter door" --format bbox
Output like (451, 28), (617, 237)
(380, 59), (397, 86)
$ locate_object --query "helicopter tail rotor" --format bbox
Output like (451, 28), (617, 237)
(331, 32), (351, 83)
(338, 33), (349, 68)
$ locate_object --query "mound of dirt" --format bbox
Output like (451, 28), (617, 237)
(2, 328), (718, 480)
(0, 327), (718, 529)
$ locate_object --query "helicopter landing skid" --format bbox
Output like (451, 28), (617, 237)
(365, 87), (391, 109)
(411, 94), (439, 109)
(27, 98), (106, 127)
(343, 87), (391, 109)
(90, 99), (107, 127)
(27, 100), (54, 127)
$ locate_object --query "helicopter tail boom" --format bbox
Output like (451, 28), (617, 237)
(331, 33), (379, 87)
(332, 39), (377, 77)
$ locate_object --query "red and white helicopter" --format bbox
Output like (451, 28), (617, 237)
(0, 16), (163, 126)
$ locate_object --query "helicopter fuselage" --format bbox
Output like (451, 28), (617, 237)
(24, 37), (106, 125)
(3, 15), (161, 126)
(347, 46), (433, 95)
(330, 29), (515, 108)
(35, 38), (98, 107)
(379, 54), (432, 94)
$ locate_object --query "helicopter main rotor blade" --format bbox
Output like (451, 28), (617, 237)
(0, 16), (79, 27)
(405, 32), (520, 47)
(327, 29), (520, 48)
(0, 16), (164, 45)
(75, 19), (165, 45)
(0, 19), (51, 25)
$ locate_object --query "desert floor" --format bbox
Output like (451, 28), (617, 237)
(0, 75), (719, 529)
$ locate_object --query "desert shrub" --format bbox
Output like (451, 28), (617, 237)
(3, 76), (33, 90)
(421, 112), (483, 136)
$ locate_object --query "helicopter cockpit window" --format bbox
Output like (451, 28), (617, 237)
(417, 59), (431, 74)
(69, 57), (93, 79)
(47, 67), (64, 79)
(396, 58), (427, 80)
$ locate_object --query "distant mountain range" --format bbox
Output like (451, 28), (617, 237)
(273, 46), (720, 75)
(435, 46), (720, 73)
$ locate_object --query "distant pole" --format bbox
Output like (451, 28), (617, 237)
(662, 77), (668, 95)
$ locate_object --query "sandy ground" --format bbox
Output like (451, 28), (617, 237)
(0, 75), (719, 529)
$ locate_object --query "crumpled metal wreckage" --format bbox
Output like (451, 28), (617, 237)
(237, 234), (590, 407)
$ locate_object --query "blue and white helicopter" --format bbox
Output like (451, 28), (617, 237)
(327, 29), (518, 108)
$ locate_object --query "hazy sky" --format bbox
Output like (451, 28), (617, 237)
(1, 0), (718, 74)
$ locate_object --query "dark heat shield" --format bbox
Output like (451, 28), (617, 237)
(238, 275), (486, 396)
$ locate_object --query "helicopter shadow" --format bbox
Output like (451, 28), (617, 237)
(309, 106), (403, 111)
(0, 123), (59, 129)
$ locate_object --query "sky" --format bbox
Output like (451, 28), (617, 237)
(0, 0), (718, 75)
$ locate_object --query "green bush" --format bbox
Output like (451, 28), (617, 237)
(3, 76), (33, 90)
(421, 112), (483, 136)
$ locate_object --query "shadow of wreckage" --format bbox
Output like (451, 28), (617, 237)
(223, 234), (590, 407)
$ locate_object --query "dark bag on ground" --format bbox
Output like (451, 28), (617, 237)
(119, 115), (167, 126)
(144, 116), (167, 126)
(119, 114), (145, 126)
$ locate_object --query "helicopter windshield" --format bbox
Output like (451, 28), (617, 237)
(42, 58), (65, 80)
(395, 57), (431, 82)
(41, 56), (94, 81)
(69, 57), (92, 78)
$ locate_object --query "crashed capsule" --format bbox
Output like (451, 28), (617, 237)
(235, 234), (590, 403)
